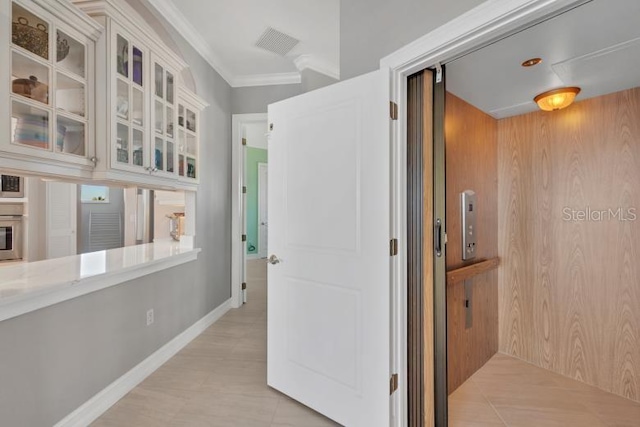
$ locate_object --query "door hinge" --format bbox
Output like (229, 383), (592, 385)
(390, 238), (398, 256)
(242, 282), (247, 290)
(242, 186), (247, 194)
(242, 138), (247, 146)
(390, 373), (399, 395)
(242, 234), (247, 242)
(435, 62), (443, 83)
(390, 101), (398, 120)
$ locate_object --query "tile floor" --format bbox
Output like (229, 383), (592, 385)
(449, 353), (640, 427)
(92, 259), (339, 426)
(91, 260), (640, 427)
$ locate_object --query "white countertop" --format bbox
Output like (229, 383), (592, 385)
(0, 240), (200, 322)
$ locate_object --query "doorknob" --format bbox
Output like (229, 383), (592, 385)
(268, 254), (281, 265)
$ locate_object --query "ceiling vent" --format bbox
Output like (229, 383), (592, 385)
(255, 27), (299, 56)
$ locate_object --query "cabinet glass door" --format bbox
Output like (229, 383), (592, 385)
(151, 58), (177, 176)
(114, 31), (145, 168)
(11, 2), (88, 157)
(177, 103), (198, 180)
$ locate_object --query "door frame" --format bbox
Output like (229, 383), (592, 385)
(381, 0), (586, 424)
(231, 113), (268, 308)
(257, 162), (268, 258)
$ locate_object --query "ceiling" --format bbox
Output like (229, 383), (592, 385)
(146, 0), (339, 88)
(447, 0), (640, 119)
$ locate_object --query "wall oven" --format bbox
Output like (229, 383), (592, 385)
(0, 203), (23, 261)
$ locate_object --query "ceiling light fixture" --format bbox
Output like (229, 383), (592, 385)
(522, 57), (542, 67)
(534, 87), (581, 111)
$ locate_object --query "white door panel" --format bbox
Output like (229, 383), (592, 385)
(46, 182), (77, 259)
(268, 69), (390, 427)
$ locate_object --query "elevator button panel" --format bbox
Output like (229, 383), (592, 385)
(461, 190), (477, 261)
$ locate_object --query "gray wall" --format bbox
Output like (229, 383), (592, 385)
(231, 83), (303, 114)
(230, 69), (338, 115)
(77, 187), (125, 254)
(340, 0), (486, 79)
(0, 1), (232, 424)
(0, 264), (197, 426)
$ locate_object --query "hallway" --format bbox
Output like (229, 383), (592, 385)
(93, 260), (338, 426)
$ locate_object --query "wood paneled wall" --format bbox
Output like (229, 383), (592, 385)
(498, 87), (640, 402)
(445, 93), (499, 392)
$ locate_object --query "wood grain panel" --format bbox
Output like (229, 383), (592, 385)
(445, 93), (499, 393)
(445, 93), (498, 270)
(447, 269), (499, 393)
(498, 87), (640, 403)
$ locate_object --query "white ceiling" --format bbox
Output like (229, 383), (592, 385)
(146, 0), (339, 88)
(447, 0), (640, 119)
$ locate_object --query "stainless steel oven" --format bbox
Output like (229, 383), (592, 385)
(0, 175), (25, 198)
(0, 203), (23, 261)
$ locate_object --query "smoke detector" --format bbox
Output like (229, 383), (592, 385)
(255, 27), (299, 56)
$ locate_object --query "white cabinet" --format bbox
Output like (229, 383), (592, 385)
(177, 88), (208, 183)
(0, 0), (205, 191)
(0, 0), (102, 179)
(151, 53), (179, 179)
(74, 0), (200, 190)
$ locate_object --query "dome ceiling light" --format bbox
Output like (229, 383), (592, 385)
(534, 87), (581, 111)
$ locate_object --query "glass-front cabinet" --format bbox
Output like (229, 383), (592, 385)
(177, 88), (208, 183)
(151, 55), (178, 178)
(73, 0), (201, 190)
(1, 0), (101, 176)
(111, 26), (148, 172)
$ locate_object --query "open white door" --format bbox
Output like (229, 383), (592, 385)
(267, 69), (391, 426)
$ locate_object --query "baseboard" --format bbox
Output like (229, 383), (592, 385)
(54, 298), (232, 427)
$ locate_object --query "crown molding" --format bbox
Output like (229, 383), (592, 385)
(231, 72), (302, 88)
(294, 54), (340, 80)
(144, 0), (234, 85)
(144, 0), (334, 88)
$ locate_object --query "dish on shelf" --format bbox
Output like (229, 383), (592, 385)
(12, 76), (49, 104)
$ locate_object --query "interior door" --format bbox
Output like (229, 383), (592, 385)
(267, 69), (391, 426)
(258, 162), (268, 258)
(46, 181), (77, 259)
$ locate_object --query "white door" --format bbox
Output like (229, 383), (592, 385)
(46, 182), (77, 259)
(258, 162), (268, 258)
(267, 69), (391, 426)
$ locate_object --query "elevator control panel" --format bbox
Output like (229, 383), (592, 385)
(461, 190), (477, 261)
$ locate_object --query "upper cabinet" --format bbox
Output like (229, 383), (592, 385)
(0, 0), (102, 179)
(73, 0), (204, 190)
(0, 0), (207, 190)
(177, 88), (208, 183)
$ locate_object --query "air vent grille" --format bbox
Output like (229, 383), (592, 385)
(255, 27), (299, 56)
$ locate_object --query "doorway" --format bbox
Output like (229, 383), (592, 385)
(438, 0), (640, 425)
(231, 113), (268, 308)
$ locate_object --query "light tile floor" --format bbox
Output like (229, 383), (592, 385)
(92, 259), (339, 427)
(449, 353), (640, 427)
(91, 260), (640, 427)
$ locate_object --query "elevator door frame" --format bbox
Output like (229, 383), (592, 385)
(383, 0), (589, 425)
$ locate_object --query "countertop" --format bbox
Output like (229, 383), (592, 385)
(0, 240), (200, 322)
